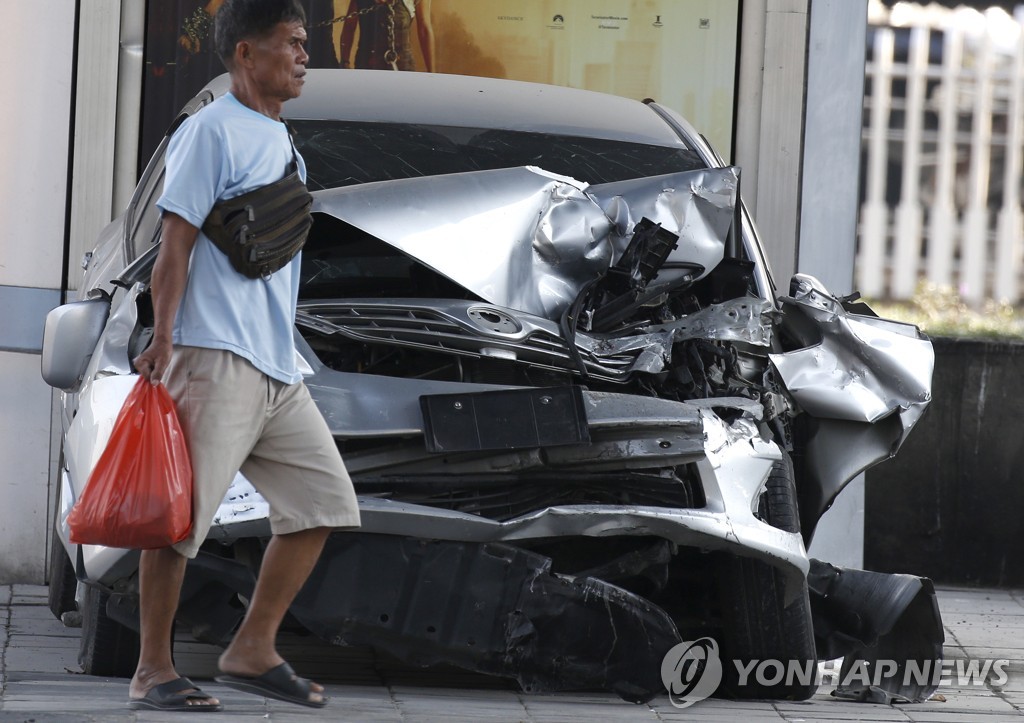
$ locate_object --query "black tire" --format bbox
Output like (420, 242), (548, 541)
(47, 520), (78, 621)
(716, 453), (818, 701)
(79, 585), (140, 678)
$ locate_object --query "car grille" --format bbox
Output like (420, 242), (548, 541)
(355, 468), (705, 522)
(296, 303), (638, 379)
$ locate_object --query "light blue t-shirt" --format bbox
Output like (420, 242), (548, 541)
(157, 93), (307, 384)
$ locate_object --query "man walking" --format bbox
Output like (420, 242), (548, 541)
(129, 0), (360, 711)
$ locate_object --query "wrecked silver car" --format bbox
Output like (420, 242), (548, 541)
(41, 70), (934, 703)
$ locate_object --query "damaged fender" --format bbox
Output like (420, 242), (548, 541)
(770, 274), (932, 430)
(770, 274), (934, 539)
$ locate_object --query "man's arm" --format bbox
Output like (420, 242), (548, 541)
(133, 213), (200, 384)
(415, 0), (435, 72)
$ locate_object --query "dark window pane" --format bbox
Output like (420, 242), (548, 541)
(289, 120), (706, 189)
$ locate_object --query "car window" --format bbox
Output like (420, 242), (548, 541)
(128, 157), (166, 261)
(289, 120), (707, 190)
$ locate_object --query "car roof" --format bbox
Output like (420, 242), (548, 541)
(200, 69), (690, 148)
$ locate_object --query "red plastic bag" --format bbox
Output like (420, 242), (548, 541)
(68, 377), (193, 549)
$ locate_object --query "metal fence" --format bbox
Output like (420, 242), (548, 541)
(857, 2), (1024, 305)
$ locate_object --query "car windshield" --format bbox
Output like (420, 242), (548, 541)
(289, 120), (707, 190)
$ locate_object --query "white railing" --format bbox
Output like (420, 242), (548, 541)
(857, 2), (1024, 305)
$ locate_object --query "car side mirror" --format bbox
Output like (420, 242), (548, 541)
(789, 272), (831, 299)
(41, 299), (110, 391)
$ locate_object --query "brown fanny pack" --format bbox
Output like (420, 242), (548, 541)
(201, 132), (313, 280)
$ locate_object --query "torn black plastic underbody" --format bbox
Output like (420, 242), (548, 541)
(287, 534), (682, 703)
(145, 537), (946, 705)
(808, 559), (945, 704)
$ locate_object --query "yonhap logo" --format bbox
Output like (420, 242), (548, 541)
(659, 637), (1010, 709)
(660, 637), (723, 708)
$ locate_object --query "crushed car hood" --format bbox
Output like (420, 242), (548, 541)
(309, 165), (739, 321)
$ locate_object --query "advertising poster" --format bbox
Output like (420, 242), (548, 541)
(140, 0), (738, 173)
(426, 1), (739, 156)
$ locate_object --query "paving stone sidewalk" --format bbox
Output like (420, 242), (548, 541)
(1, 584), (1022, 721)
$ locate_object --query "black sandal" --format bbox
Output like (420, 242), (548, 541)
(127, 676), (223, 712)
(216, 662), (327, 708)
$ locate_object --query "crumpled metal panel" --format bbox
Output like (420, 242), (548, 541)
(590, 167), (738, 286)
(577, 330), (675, 373)
(572, 297), (774, 376)
(311, 165), (738, 321)
(651, 297), (774, 346)
(91, 284), (142, 378)
(769, 275), (933, 436)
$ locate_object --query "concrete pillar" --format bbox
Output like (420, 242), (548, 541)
(800, 0), (869, 568)
(738, 0), (868, 567)
(748, 0), (810, 285)
(799, 0), (867, 297)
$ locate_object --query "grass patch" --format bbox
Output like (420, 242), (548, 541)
(864, 283), (1024, 339)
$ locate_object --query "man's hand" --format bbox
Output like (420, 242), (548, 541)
(134, 337), (173, 385)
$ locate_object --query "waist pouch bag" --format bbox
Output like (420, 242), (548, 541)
(202, 139), (313, 279)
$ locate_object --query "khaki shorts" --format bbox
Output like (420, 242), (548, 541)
(163, 346), (360, 559)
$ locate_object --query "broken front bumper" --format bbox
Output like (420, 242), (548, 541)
(209, 373), (810, 600)
(69, 364), (808, 604)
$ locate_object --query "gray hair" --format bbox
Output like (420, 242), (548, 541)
(214, 0), (306, 68)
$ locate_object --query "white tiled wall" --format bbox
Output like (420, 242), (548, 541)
(0, 1), (76, 584)
(0, 352), (57, 582)
(0, 3), (75, 291)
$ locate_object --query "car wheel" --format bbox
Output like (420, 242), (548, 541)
(79, 585), (140, 678)
(46, 518), (77, 621)
(716, 453), (818, 701)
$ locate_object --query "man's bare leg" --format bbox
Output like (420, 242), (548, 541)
(218, 526), (332, 704)
(129, 547), (220, 707)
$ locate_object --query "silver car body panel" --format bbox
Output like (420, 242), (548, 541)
(650, 297), (774, 346)
(309, 165), (738, 321)
(770, 275), (933, 436)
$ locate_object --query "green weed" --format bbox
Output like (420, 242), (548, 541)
(864, 282), (1024, 339)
